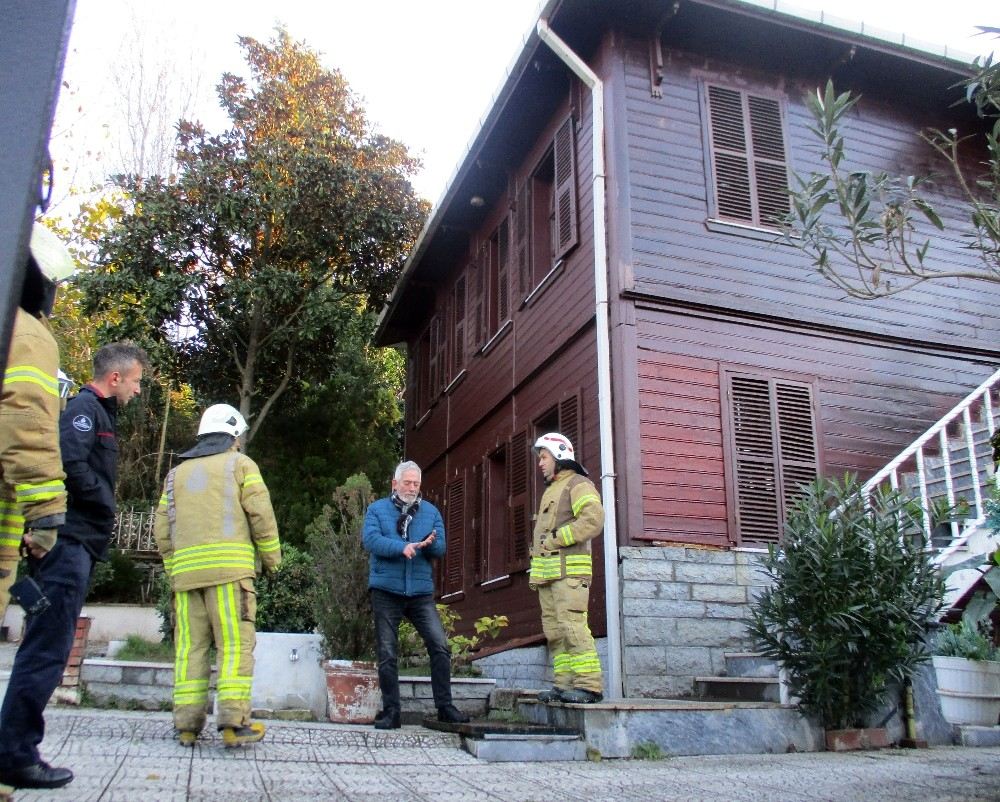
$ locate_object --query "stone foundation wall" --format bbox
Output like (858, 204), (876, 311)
(620, 545), (771, 698)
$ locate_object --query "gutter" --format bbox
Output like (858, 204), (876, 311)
(536, 17), (623, 701)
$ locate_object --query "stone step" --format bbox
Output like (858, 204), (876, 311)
(516, 697), (821, 758)
(423, 717), (587, 761)
(694, 676), (780, 703)
(722, 652), (779, 679)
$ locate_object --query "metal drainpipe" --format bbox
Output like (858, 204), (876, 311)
(537, 18), (623, 701)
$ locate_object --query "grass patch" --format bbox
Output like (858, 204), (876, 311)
(113, 635), (174, 662)
(631, 741), (667, 760)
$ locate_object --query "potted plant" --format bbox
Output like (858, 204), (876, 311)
(747, 475), (945, 750)
(305, 474), (381, 723)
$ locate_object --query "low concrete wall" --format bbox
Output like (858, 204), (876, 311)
(3, 603), (161, 643)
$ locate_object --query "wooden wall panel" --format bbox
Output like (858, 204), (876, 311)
(632, 305), (998, 545)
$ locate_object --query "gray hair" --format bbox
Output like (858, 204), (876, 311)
(93, 341), (150, 380)
(394, 461), (422, 481)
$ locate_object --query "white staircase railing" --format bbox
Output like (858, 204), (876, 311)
(861, 367), (1000, 569)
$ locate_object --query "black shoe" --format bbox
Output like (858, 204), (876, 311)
(536, 687), (567, 704)
(437, 704), (470, 723)
(559, 688), (603, 704)
(374, 708), (401, 730)
(0, 761), (74, 789)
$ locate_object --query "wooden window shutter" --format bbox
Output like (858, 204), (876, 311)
(445, 477), (465, 594)
(558, 393), (581, 461)
(506, 429), (531, 572)
(775, 381), (818, 517)
(435, 314), (447, 394)
(406, 341), (418, 426)
(470, 461), (484, 583)
(452, 274), (467, 375)
(707, 85), (753, 223)
(552, 116), (578, 260)
(730, 375), (781, 544)
(514, 181), (531, 299)
(427, 317), (440, 402)
(497, 216), (510, 323)
(727, 374), (819, 545)
(469, 245), (487, 351)
(747, 96), (789, 225)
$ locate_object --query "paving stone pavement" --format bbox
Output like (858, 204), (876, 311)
(1, 708), (996, 801)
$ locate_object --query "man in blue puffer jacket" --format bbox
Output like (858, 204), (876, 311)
(362, 460), (470, 729)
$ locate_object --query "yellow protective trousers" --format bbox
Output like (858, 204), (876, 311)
(172, 579), (257, 732)
(537, 576), (603, 694)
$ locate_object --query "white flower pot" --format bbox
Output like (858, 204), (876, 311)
(932, 655), (1000, 727)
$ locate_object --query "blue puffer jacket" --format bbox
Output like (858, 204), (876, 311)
(362, 496), (446, 597)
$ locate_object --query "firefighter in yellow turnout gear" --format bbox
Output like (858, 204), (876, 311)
(154, 404), (281, 748)
(0, 224), (73, 624)
(529, 433), (605, 704)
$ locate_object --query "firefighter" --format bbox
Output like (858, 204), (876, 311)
(0, 223), (72, 631)
(529, 432), (605, 704)
(154, 404), (281, 748)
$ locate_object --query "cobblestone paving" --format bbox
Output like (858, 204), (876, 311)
(8, 709), (999, 801)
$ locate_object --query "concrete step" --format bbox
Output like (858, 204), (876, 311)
(722, 652), (779, 678)
(516, 697), (821, 758)
(694, 675), (780, 703)
(423, 717), (587, 761)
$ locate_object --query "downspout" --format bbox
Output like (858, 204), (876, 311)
(537, 19), (623, 701)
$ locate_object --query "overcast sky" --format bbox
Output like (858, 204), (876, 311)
(53, 0), (997, 208)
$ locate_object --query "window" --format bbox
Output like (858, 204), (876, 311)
(723, 371), (819, 545)
(473, 445), (509, 582)
(507, 429), (532, 573)
(705, 84), (789, 228)
(468, 219), (511, 353)
(410, 313), (446, 423)
(515, 115), (578, 299)
(452, 274), (467, 375)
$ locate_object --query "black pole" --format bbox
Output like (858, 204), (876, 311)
(0, 0), (76, 387)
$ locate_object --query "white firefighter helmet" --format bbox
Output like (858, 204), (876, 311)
(534, 432), (575, 462)
(29, 223), (75, 283)
(198, 404), (248, 438)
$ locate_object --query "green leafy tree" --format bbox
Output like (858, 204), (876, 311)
(786, 40), (999, 299)
(83, 29), (427, 442)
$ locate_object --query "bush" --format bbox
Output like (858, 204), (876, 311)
(747, 475), (944, 730)
(935, 619), (999, 662)
(306, 473), (376, 660)
(87, 549), (147, 604)
(399, 604), (508, 675)
(255, 544), (319, 633)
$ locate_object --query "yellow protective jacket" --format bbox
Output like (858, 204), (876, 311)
(154, 450), (281, 592)
(0, 309), (67, 556)
(529, 469), (604, 587)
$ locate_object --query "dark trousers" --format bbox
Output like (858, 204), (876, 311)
(0, 540), (92, 770)
(371, 588), (453, 713)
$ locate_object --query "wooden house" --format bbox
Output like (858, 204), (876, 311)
(374, 0), (1000, 697)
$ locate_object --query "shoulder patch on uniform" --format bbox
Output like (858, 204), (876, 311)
(72, 414), (93, 432)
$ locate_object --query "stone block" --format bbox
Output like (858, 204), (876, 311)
(620, 546), (665, 560)
(682, 547), (736, 565)
(80, 662), (123, 684)
(622, 598), (706, 619)
(624, 646), (667, 675)
(704, 602), (751, 620)
(691, 584), (748, 604)
(122, 666), (156, 686)
(674, 562), (737, 585)
(663, 646), (714, 676)
(675, 618), (751, 648)
(621, 559), (675, 581)
(623, 616), (675, 647)
(626, 674), (693, 698)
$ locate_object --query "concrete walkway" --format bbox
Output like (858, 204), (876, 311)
(3, 708), (997, 801)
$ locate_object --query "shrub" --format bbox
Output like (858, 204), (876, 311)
(935, 619), (999, 662)
(747, 474), (944, 730)
(306, 473), (376, 660)
(255, 544), (319, 633)
(399, 604), (508, 674)
(87, 549), (147, 604)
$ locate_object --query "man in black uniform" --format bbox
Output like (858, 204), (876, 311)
(0, 341), (147, 790)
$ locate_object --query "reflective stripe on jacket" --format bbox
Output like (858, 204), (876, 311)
(0, 310), (66, 558)
(154, 450), (281, 592)
(529, 469), (604, 586)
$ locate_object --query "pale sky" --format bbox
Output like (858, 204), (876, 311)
(53, 0), (996, 210)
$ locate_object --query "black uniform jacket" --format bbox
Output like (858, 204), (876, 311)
(58, 385), (119, 559)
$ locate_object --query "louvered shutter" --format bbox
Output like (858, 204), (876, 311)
(707, 85), (789, 227)
(469, 245), (487, 350)
(728, 374), (819, 545)
(514, 181), (531, 299)
(507, 429), (531, 572)
(747, 96), (789, 225)
(775, 381), (818, 517)
(497, 217), (510, 324)
(558, 393), (581, 462)
(452, 274), (467, 374)
(470, 461), (484, 583)
(436, 315), (447, 394)
(406, 341), (418, 426)
(730, 375), (780, 544)
(427, 317), (440, 402)
(552, 116), (578, 260)
(444, 477), (465, 594)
